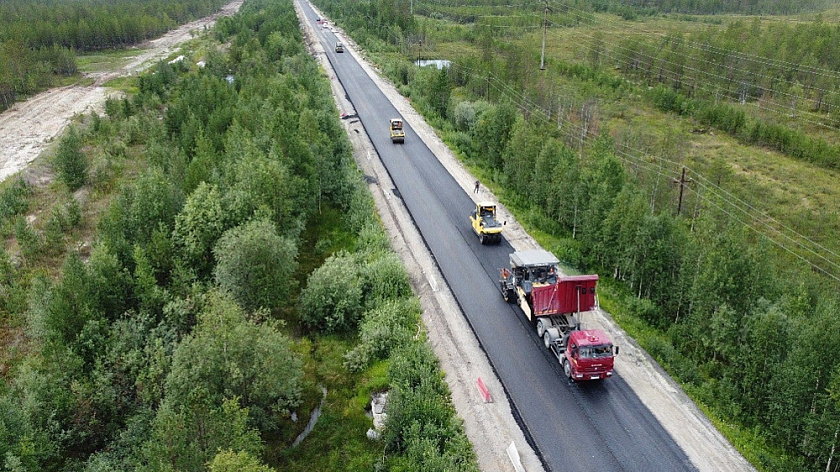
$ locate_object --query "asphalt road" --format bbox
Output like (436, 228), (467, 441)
(301, 4), (697, 470)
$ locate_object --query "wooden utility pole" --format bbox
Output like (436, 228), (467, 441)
(673, 166), (693, 216)
(540, 1), (548, 70)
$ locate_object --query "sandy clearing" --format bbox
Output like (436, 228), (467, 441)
(0, 0), (244, 184)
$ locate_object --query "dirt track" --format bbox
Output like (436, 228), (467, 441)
(0, 0), (244, 183)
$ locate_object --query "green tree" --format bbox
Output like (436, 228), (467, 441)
(735, 299), (791, 424)
(53, 126), (87, 191)
(164, 291), (302, 432)
(213, 218), (298, 311)
(223, 123), (293, 229)
(0, 177), (31, 224)
(97, 166), (183, 269)
(546, 143), (583, 234)
(471, 103), (517, 170)
(423, 66), (451, 118)
(299, 251), (363, 333)
(384, 342), (478, 471)
(208, 450), (275, 472)
(344, 298), (419, 372)
(502, 117), (543, 196)
(358, 252), (412, 308)
(172, 182), (227, 278)
(142, 396), (262, 472)
(600, 186), (647, 283)
(579, 137), (625, 268)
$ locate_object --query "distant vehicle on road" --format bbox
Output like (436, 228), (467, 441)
(335, 42), (344, 53)
(390, 118), (405, 143)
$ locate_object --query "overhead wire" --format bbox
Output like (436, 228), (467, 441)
(424, 6), (840, 280)
(542, 4), (840, 128)
(563, 27), (840, 130)
(546, 0), (840, 83)
(683, 185), (840, 284)
(453, 62), (840, 281)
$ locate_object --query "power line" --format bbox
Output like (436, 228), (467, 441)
(543, 4), (840, 127)
(564, 28), (840, 130)
(546, 0), (840, 82)
(452, 63), (840, 281)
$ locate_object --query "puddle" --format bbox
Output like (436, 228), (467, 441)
(291, 386), (328, 447)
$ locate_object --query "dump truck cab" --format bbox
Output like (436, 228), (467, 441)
(563, 329), (617, 381)
(389, 118), (405, 143)
(470, 202), (503, 244)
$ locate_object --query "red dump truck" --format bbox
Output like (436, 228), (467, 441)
(499, 249), (618, 381)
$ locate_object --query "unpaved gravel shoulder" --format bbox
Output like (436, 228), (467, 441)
(0, 0), (244, 184)
(299, 4), (756, 472)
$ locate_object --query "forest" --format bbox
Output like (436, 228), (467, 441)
(0, 0), (477, 470)
(0, 0), (228, 112)
(310, 0), (840, 470)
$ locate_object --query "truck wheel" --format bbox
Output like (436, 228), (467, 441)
(536, 319), (547, 338)
(543, 332), (552, 349)
(479, 233), (485, 245)
(563, 358), (574, 381)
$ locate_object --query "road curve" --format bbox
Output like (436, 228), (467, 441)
(299, 3), (696, 470)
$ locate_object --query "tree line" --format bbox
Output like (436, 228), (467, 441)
(0, 0), (228, 112)
(0, 0), (477, 470)
(602, 18), (840, 168)
(595, 0), (832, 15)
(0, 0), (228, 50)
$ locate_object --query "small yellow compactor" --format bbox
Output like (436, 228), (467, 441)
(470, 202), (503, 244)
(389, 118), (405, 143)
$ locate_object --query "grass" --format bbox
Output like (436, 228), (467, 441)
(76, 47), (145, 74)
(102, 76), (139, 94)
(266, 337), (384, 471)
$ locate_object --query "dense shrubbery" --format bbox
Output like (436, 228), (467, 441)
(344, 297), (418, 372)
(300, 251), (364, 333)
(385, 342), (478, 472)
(163, 292), (302, 432)
(213, 218), (298, 311)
